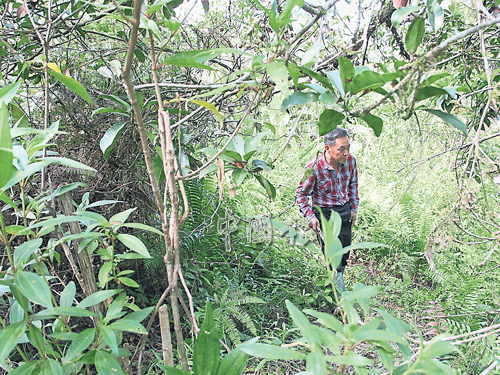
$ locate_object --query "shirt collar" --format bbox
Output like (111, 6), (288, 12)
(319, 151), (346, 172)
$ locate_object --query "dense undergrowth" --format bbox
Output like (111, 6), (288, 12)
(130, 111), (500, 373)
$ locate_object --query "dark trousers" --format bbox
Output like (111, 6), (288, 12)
(313, 203), (352, 272)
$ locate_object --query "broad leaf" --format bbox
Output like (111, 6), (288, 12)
(254, 174), (276, 199)
(304, 309), (343, 332)
(107, 318), (148, 334)
(266, 61), (289, 98)
(423, 109), (466, 134)
(286, 300), (316, 346)
(14, 238), (42, 268)
(35, 306), (98, 318)
(116, 233), (151, 258)
(318, 109), (345, 136)
(350, 71), (385, 94)
(78, 290), (119, 309)
(39, 157), (96, 172)
(0, 321), (26, 364)
(391, 6), (420, 28)
(41, 358), (63, 375)
(60, 281), (76, 307)
(362, 113), (383, 137)
(217, 346), (251, 375)
(190, 100), (223, 126)
(406, 18), (425, 54)
(0, 103), (13, 188)
(428, 3), (444, 31)
(65, 328), (95, 361)
(193, 303), (220, 375)
(49, 71), (93, 105)
(0, 81), (22, 105)
(100, 122), (127, 161)
(100, 325), (119, 355)
(239, 342), (306, 360)
(110, 207), (136, 226)
(121, 223), (163, 236)
(14, 271), (53, 308)
(299, 66), (334, 91)
(338, 57), (354, 93)
(325, 70), (345, 97)
(281, 92), (319, 110)
(95, 350), (124, 375)
(307, 352), (326, 375)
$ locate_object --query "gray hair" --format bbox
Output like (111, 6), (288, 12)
(324, 128), (349, 146)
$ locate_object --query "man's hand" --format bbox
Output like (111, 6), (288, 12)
(350, 211), (357, 227)
(309, 217), (320, 232)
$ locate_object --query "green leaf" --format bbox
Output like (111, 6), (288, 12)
(423, 109), (466, 134)
(0, 321), (26, 363)
(254, 174), (276, 199)
(239, 342), (306, 360)
(338, 57), (354, 93)
(421, 335), (458, 359)
(60, 281), (76, 307)
(307, 352), (326, 375)
(49, 71), (93, 105)
(325, 70), (345, 97)
(190, 100), (223, 126)
(125, 306), (154, 322)
(95, 350), (124, 375)
(281, 92), (319, 110)
(376, 309), (412, 359)
(299, 66), (334, 91)
(266, 61), (289, 98)
(121, 223), (163, 236)
(163, 48), (252, 71)
(342, 242), (388, 252)
(349, 71), (385, 94)
(35, 306), (98, 318)
(232, 168), (249, 186)
(39, 156), (96, 172)
(41, 359), (63, 375)
(319, 91), (339, 106)
(286, 300), (316, 346)
(99, 261), (113, 287)
(325, 352), (372, 366)
(110, 207), (136, 226)
(158, 365), (190, 375)
(116, 233), (151, 258)
(193, 303), (220, 375)
(65, 328), (95, 362)
(428, 3), (444, 31)
(301, 44), (322, 66)
(0, 82), (22, 105)
(100, 122), (127, 161)
(0, 103), (13, 188)
(391, 6), (420, 28)
(118, 277), (139, 288)
(14, 239), (42, 267)
(78, 290), (119, 309)
(98, 94), (131, 110)
(8, 361), (41, 375)
(0, 190), (18, 210)
(217, 347), (250, 375)
(318, 109), (345, 136)
(304, 309), (344, 332)
(406, 18), (425, 54)
(14, 271), (53, 308)
(361, 113), (383, 137)
(100, 325), (119, 355)
(107, 319), (148, 334)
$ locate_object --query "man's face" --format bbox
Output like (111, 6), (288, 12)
(325, 136), (350, 165)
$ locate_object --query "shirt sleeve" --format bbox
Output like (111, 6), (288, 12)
(295, 163), (317, 221)
(349, 157), (359, 212)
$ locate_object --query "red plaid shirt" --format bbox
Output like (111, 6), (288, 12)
(295, 152), (359, 221)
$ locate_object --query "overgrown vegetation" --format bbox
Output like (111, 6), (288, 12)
(1, 0), (500, 373)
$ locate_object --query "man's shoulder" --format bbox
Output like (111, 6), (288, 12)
(304, 153), (325, 169)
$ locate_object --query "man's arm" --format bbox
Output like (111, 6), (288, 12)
(349, 156), (360, 225)
(295, 163), (317, 223)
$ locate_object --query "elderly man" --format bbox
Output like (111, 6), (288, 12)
(295, 128), (359, 293)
